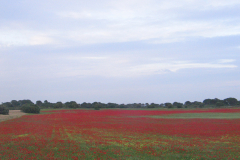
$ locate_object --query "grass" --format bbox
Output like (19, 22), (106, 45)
(144, 112), (240, 119)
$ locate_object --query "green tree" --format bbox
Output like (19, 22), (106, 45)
(81, 102), (88, 108)
(210, 98), (220, 105)
(36, 100), (43, 106)
(94, 104), (101, 110)
(107, 103), (118, 108)
(216, 102), (225, 107)
(54, 102), (63, 108)
(192, 101), (204, 108)
(184, 101), (191, 106)
(0, 105), (9, 115)
(44, 100), (49, 104)
(11, 100), (20, 107)
(224, 97), (238, 106)
(21, 104), (40, 114)
(203, 99), (211, 105)
(65, 101), (79, 108)
(119, 104), (125, 108)
(173, 102), (183, 108)
(147, 103), (155, 108)
(19, 100), (34, 106)
(2, 102), (13, 108)
(165, 103), (173, 108)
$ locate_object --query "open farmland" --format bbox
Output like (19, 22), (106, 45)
(0, 109), (240, 159)
(0, 110), (26, 122)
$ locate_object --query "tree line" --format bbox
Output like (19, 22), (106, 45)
(0, 97), (239, 115)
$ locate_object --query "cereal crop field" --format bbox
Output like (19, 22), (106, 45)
(0, 109), (240, 160)
(0, 110), (26, 122)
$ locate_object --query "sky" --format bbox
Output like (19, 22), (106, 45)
(1, 0), (240, 104)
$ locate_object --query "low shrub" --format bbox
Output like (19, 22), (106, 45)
(177, 105), (183, 108)
(94, 104), (101, 110)
(0, 105), (9, 115)
(216, 102), (225, 107)
(147, 105), (155, 108)
(21, 104), (40, 114)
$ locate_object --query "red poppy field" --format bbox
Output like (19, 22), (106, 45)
(0, 109), (240, 160)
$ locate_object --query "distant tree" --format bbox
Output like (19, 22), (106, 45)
(191, 101), (204, 108)
(203, 99), (211, 105)
(165, 103), (173, 108)
(92, 102), (103, 109)
(2, 102), (13, 108)
(224, 97), (238, 106)
(11, 100), (20, 107)
(184, 101), (191, 106)
(210, 98), (220, 105)
(192, 101), (201, 105)
(65, 102), (71, 108)
(65, 101), (79, 109)
(100, 103), (107, 108)
(107, 103), (118, 108)
(81, 102), (88, 108)
(159, 103), (165, 108)
(94, 104), (101, 110)
(173, 102), (183, 108)
(172, 102), (177, 106)
(87, 103), (92, 108)
(119, 104), (125, 108)
(19, 100), (34, 106)
(41, 100), (55, 108)
(199, 103), (204, 108)
(44, 100), (49, 104)
(21, 104), (40, 114)
(92, 102), (99, 107)
(147, 103), (155, 108)
(54, 102), (63, 108)
(177, 104), (183, 108)
(216, 102), (225, 107)
(36, 100), (43, 106)
(0, 105), (9, 115)
(135, 103), (142, 108)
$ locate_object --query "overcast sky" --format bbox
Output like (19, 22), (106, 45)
(1, 0), (240, 104)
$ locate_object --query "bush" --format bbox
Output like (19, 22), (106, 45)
(165, 103), (173, 109)
(94, 106), (100, 110)
(147, 105), (155, 108)
(94, 104), (101, 110)
(21, 104), (40, 114)
(0, 105), (9, 115)
(216, 102), (225, 107)
(177, 104), (183, 108)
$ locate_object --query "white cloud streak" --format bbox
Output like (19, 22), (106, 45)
(1, 54), (236, 79)
(1, 0), (240, 46)
(35, 57), (238, 78)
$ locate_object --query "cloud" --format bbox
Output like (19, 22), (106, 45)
(29, 36), (54, 45)
(34, 56), (237, 78)
(1, 0), (240, 102)
(1, 0), (240, 46)
(217, 59), (236, 63)
(0, 30), (29, 46)
(65, 56), (108, 60)
(128, 61), (237, 76)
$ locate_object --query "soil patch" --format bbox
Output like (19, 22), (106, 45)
(0, 110), (26, 122)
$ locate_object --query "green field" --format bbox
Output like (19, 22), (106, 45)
(144, 112), (240, 119)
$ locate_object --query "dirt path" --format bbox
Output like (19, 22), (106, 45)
(0, 110), (26, 122)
